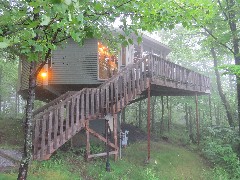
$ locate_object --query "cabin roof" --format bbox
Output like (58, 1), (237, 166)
(141, 33), (171, 55)
(113, 29), (171, 55)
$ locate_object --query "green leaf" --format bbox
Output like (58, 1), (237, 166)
(40, 15), (51, 26)
(137, 36), (142, 45)
(122, 40), (128, 47)
(64, 0), (72, 5)
(128, 38), (133, 45)
(94, 3), (102, 11)
(0, 42), (9, 48)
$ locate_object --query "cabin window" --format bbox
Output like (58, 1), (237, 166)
(98, 42), (118, 79)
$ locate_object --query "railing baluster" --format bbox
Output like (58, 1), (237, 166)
(124, 72), (128, 105)
(91, 89), (95, 117)
(106, 84), (109, 114)
(76, 95), (80, 128)
(139, 60), (143, 91)
(86, 89), (89, 119)
(119, 76), (123, 110)
(81, 92), (85, 124)
(144, 58), (148, 88)
(53, 108), (58, 149)
(95, 89), (99, 116)
(71, 97), (75, 135)
(136, 64), (140, 94)
(47, 111), (53, 154)
(132, 66), (136, 99)
(40, 115), (47, 159)
(34, 119), (40, 159)
(60, 104), (64, 144)
(114, 79), (119, 112)
(110, 82), (114, 114)
(65, 101), (70, 140)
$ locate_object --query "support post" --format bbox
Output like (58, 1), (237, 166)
(86, 120), (90, 161)
(105, 120), (110, 172)
(195, 94), (200, 145)
(147, 80), (151, 161)
(113, 113), (118, 161)
(167, 96), (170, 132)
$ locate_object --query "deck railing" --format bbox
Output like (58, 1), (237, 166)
(149, 55), (210, 93)
(33, 54), (210, 160)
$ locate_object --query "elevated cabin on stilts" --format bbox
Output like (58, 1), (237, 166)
(18, 34), (170, 102)
(17, 33), (210, 161)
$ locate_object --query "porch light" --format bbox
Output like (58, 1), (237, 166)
(41, 72), (47, 78)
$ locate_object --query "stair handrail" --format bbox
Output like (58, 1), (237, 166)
(34, 88), (97, 119)
(33, 56), (150, 119)
(98, 55), (150, 88)
(33, 91), (77, 116)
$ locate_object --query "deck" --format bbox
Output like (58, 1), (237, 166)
(32, 54), (210, 160)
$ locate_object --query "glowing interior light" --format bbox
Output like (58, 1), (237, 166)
(41, 72), (47, 78)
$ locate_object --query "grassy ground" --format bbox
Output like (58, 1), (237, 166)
(0, 117), (222, 179)
(0, 116), (24, 149)
(0, 141), (216, 180)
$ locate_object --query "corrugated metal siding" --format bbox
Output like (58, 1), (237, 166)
(50, 38), (101, 84)
(19, 60), (45, 91)
(20, 59), (30, 91)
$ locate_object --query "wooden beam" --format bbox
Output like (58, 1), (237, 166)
(88, 151), (118, 159)
(86, 127), (118, 149)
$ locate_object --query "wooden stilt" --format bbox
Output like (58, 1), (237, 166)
(167, 96), (170, 132)
(113, 113), (118, 161)
(195, 94), (200, 145)
(147, 80), (151, 161)
(86, 120), (90, 161)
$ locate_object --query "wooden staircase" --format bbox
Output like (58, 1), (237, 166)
(33, 55), (210, 160)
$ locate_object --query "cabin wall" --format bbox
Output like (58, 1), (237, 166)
(18, 59), (30, 91)
(18, 59), (47, 92)
(50, 38), (102, 85)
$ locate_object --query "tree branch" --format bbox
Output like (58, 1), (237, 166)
(174, 1), (235, 55)
(217, 0), (229, 21)
(34, 28), (61, 78)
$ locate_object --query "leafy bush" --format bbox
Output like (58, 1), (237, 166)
(201, 126), (240, 179)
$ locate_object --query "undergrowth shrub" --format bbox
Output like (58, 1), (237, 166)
(201, 126), (240, 179)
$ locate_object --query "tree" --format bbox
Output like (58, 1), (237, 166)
(0, 1), (144, 179)
(169, 0), (240, 133)
(0, 52), (18, 114)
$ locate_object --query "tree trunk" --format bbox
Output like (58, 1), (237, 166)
(214, 103), (220, 126)
(208, 95), (213, 126)
(167, 96), (170, 132)
(0, 66), (2, 113)
(138, 100), (142, 128)
(188, 106), (195, 143)
(160, 96), (164, 134)
(121, 107), (125, 123)
(228, 0), (240, 136)
(135, 105), (138, 125)
(151, 96), (157, 132)
(15, 91), (19, 115)
(18, 61), (36, 180)
(185, 103), (189, 131)
(210, 47), (234, 127)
